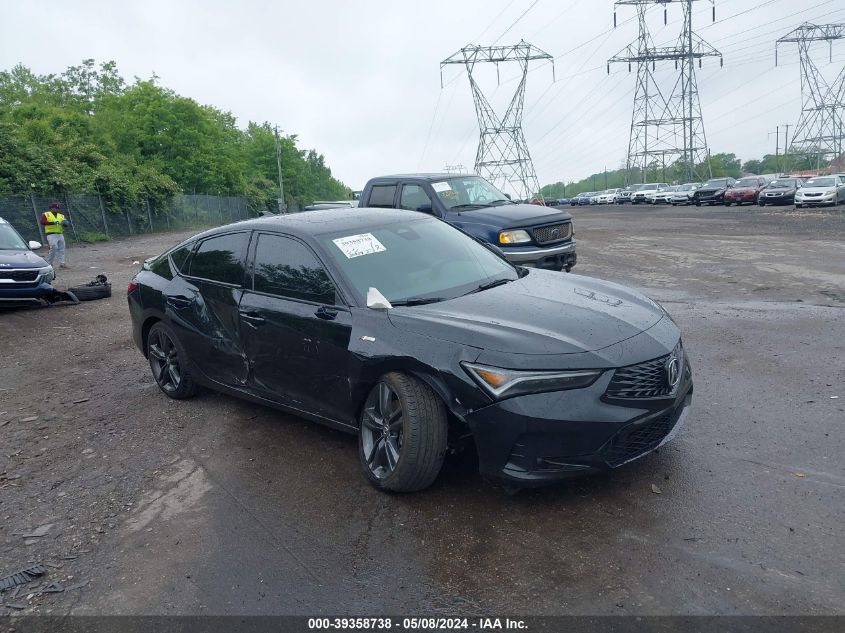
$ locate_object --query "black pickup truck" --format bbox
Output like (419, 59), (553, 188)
(358, 173), (577, 271)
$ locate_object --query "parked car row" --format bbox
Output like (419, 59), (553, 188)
(556, 174), (845, 208)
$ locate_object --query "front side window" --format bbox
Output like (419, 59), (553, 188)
(320, 216), (517, 304)
(399, 184), (432, 211)
(189, 233), (249, 285)
(253, 234), (336, 305)
(368, 185), (397, 208)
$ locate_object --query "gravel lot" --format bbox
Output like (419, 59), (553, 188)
(1, 204), (843, 616)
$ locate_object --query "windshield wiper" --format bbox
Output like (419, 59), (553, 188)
(391, 297), (447, 306)
(488, 199), (515, 205)
(450, 203), (487, 210)
(463, 277), (515, 296)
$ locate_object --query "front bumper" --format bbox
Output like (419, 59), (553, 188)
(760, 191), (795, 204)
(0, 281), (56, 307)
(464, 359), (693, 486)
(725, 192), (757, 203)
(503, 240), (577, 270)
(796, 195), (836, 205)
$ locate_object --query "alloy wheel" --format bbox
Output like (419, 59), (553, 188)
(360, 382), (404, 479)
(148, 329), (182, 392)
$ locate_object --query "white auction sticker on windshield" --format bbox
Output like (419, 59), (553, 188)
(431, 181), (452, 193)
(332, 233), (386, 259)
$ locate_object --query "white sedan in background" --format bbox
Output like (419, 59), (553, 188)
(670, 183), (701, 206)
(595, 188), (623, 204)
(648, 185), (679, 205)
(795, 175), (845, 208)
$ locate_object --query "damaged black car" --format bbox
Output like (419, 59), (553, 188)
(128, 208), (693, 492)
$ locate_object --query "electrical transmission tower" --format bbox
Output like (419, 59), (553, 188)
(609, 1), (722, 183)
(776, 23), (845, 170)
(441, 41), (553, 201)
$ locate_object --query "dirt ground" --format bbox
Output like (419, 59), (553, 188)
(1, 204), (843, 616)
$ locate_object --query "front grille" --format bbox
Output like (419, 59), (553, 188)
(606, 342), (684, 399)
(604, 412), (676, 467)
(532, 222), (572, 245)
(0, 269), (39, 282)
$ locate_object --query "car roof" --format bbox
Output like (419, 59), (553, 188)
(369, 173), (476, 181)
(190, 208), (427, 243)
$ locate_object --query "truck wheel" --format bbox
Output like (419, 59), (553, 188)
(358, 372), (447, 493)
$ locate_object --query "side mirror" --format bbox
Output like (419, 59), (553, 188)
(28, 240), (42, 250)
(416, 203), (435, 214)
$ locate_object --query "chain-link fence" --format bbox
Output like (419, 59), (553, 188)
(0, 193), (253, 244)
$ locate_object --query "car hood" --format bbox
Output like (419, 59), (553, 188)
(765, 186), (794, 191)
(729, 187), (759, 194)
(456, 203), (572, 229)
(799, 186), (836, 194)
(0, 249), (48, 269)
(388, 271), (664, 355)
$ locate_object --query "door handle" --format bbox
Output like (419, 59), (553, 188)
(314, 306), (338, 321)
(166, 295), (194, 307)
(239, 310), (266, 327)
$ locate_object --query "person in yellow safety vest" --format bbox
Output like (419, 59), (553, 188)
(39, 202), (70, 268)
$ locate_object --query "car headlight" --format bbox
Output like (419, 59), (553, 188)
(37, 265), (55, 281)
(498, 229), (532, 245)
(461, 362), (603, 399)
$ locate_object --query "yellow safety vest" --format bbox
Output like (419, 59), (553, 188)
(44, 211), (65, 234)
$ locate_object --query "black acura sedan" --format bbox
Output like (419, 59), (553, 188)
(128, 208), (692, 492)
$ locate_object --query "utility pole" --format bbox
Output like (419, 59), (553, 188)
(443, 163), (467, 174)
(783, 123), (791, 173)
(604, 166), (608, 189)
(441, 41), (553, 202)
(274, 126), (287, 213)
(610, 0), (722, 183)
(777, 23), (845, 170)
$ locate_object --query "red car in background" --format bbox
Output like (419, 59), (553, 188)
(724, 176), (768, 206)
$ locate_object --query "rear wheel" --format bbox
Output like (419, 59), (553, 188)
(147, 322), (198, 399)
(358, 372), (447, 492)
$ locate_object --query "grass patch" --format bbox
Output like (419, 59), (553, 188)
(76, 231), (111, 243)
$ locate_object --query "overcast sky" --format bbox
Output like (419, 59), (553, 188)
(3, 0), (844, 191)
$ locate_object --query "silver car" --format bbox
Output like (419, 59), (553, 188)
(670, 183), (701, 206)
(794, 175), (845, 208)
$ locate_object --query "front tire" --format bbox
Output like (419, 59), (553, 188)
(147, 322), (198, 399)
(358, 373), (447, 492)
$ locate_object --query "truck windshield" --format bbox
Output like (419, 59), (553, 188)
(319, 216), (517, 304)
(0, 221), (28, 250)
(430, 176), (511, 210)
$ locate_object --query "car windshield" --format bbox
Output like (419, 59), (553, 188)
(642, 183), (661, 189)
(663, 186), (678, 192)
(430, 176), (511, 210)
(768, 179), (797, 188)
(804, 177), (835, 187)
(625, 185), (642, 191)
(678, 184), (697, 191)
(704, 179), (730, 188)
(0, 221), (28, 250)
(736, 178), (760, 187)
(320, 216), (518, 305)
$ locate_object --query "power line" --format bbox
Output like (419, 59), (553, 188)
(493, 0), (542, 45)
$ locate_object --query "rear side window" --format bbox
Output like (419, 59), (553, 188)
(189, 233), (249, 285)
(150, 255), (173, 280)
(368, 185), (397, 208)
(252, 234), (336, 305)
(170, 243), (194, 273)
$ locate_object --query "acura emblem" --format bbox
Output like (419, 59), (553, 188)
(665, 356), (681, 388)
